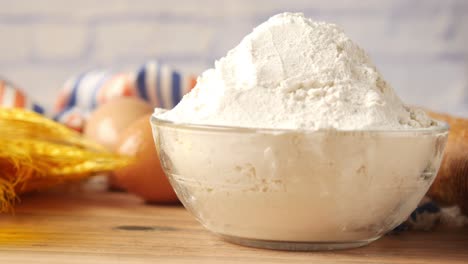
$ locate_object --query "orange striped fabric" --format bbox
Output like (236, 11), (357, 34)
(0, 79), (45, 114)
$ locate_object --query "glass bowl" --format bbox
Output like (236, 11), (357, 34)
(151, 115), (448, 251)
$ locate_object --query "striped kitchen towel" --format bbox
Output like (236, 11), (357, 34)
(54, 61), (197, 131)
(0, 78), (45, 114)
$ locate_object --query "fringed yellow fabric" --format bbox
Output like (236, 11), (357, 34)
(0, 177), (17, 213)
(0, 108), (133, 213)
(0, 109), (105, 151)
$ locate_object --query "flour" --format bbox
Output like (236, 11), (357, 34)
(155, 12), (434, 130)
(158, 127), (446, 242)
(152, 13), (447, 247)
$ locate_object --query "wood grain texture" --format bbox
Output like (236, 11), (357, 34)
(0, 188), (467, 264)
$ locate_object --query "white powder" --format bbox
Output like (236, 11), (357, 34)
(156, 12), (434, 130)
(158, 128), (446, 243)
(152, 13), (447, 247)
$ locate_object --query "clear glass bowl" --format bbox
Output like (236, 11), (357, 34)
(151, 116), (449, 251)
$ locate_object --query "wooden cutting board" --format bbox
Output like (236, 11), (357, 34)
(0, 187), (467, 264)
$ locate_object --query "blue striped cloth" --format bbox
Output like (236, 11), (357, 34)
(53, 61), (197, 131)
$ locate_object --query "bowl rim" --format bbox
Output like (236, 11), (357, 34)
(151, 114), (449, 135)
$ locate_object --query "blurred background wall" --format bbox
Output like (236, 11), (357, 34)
(0, 0), (467, 115)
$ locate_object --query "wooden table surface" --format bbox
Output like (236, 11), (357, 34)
(0, 187), (467, 264)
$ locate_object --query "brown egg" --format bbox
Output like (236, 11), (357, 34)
(113, 113), (178, 203)
(84, 97), (153, 151)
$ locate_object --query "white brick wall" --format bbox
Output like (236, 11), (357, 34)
(0, 24), (31, 61)
(32, 23), (88, 60)
(94, 21), (215, 62)
(0, 0), (467, 116)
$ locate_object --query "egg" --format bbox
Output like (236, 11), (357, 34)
(84, 97), (153, 151)
(113, 113), (178, 203)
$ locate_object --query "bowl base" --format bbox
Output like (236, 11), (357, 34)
(220, 235), (380, 251)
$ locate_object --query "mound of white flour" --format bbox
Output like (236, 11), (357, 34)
(156, 12), (434, 130)
(152, 13), (447, 244)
